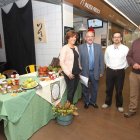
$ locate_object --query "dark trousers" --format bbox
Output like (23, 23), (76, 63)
(82, 70), (99, 104)
(105, 67), (125, 107)
(63, 73), (79, 104)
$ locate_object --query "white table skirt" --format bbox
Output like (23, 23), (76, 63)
(36, 76), (66, 105)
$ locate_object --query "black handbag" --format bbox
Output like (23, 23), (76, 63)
(50, 57), (60, 67)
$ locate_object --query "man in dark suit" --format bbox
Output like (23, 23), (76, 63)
(78, 31), (104, 109)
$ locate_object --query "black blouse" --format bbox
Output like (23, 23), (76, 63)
(71, 48), (81, 75)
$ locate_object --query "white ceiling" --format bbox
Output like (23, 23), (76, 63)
(0, 0), (139, 26)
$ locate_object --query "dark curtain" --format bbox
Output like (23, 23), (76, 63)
(2, 0), (36, 74)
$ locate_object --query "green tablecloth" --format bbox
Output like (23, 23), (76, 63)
(0, 78), (81, 140)
(0, 76), (40, 124)
(0, 89), (35, 123)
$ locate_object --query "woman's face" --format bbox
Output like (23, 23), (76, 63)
(68, 35), (77, 45)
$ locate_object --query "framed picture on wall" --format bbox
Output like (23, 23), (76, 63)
(101, 34), (107, 48)
(64, 26), (74, 45)
(34, 19), (47, 43)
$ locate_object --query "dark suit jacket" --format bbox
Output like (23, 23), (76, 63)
(78, 43), (104, 80)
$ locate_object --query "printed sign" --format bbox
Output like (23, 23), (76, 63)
(34, 19), (47, 43)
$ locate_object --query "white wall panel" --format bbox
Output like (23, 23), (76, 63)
(0, 0), (62, 66)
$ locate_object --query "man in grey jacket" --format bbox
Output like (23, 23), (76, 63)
(78, 31), (104, 109)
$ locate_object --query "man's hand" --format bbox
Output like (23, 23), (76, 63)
(133, 63), (140, 69)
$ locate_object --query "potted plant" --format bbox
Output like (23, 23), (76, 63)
(52, 101), (78, 126)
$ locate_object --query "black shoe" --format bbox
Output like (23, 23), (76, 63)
(124, 111), (136, 118)
(90, 103), (99, 108)
(84, 103), (89, 109)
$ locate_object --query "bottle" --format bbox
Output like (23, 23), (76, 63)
(7, 86), (12, 93)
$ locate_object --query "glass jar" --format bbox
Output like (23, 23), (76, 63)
(1, 87), (7, 94)
(7, 86), (12, 93)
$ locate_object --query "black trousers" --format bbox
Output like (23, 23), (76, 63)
(105, 67), (125, 107)
(63, 73), (79, 104)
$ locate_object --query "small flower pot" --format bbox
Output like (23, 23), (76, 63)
(56, 114), (73, 126)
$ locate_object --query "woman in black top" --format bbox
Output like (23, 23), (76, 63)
(59, 30), (81, 103)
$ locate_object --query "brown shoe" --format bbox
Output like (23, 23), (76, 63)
(124, 111), (136, 118)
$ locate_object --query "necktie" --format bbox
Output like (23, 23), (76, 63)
(89, 46), (94, 70)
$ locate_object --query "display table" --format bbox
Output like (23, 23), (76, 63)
(0, 76), (82, 140)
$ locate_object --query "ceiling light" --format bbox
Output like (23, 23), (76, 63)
(103, 0), (139, 28)
(135, 0), (140, 4)
(79, 24), (87, 31)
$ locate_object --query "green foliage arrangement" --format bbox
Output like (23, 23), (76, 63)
(48, 66), (61, 73)
(52, 101), (78, 117)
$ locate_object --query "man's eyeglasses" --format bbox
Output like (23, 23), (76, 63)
(113, 36), (121, 38)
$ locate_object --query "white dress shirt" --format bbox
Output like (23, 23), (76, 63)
(104, 44), (129, 69)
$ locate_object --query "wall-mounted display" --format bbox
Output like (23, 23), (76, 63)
(87, 19), (103, 28)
